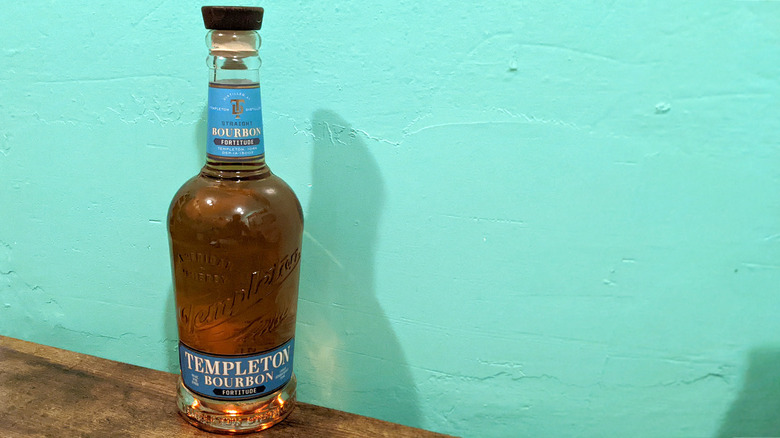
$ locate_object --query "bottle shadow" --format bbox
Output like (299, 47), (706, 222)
(297, 110), (422, 427)
(715, 347), (780, 437)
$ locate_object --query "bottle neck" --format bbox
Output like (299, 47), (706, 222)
(201, 30), (269, 180)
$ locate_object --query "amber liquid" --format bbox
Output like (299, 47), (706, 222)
(168, 159), (303, 433)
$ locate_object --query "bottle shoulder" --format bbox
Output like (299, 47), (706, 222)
(167, 171), (303, 240)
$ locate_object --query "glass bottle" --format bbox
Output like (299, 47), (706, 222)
(167, 6), (302, 433)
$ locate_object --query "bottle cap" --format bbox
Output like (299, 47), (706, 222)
(202, 6), (264, 30)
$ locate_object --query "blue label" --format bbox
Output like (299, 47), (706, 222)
(179, 338), (293, 401)
(207, 85), (264, 159)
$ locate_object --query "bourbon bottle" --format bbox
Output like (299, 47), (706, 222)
(167, 6), (302, 433)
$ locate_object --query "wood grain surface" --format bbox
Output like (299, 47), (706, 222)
(0, 336), (453, 437)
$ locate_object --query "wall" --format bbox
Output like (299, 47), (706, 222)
(2, 1), (779, 437)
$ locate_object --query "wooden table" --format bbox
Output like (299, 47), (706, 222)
(0, 336), (452, 437)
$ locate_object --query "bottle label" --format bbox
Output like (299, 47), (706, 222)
(179, 338), (294, 401)
(207, 84), (264, 160)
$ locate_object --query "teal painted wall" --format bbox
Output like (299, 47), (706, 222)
(2, 1), (779, 436)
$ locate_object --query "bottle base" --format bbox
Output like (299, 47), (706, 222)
(177, 374), (297, 434)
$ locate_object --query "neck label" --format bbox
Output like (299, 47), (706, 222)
(207, 84), (264, 160)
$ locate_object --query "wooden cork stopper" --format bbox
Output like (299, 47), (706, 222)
(202, 6), (264, 30)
